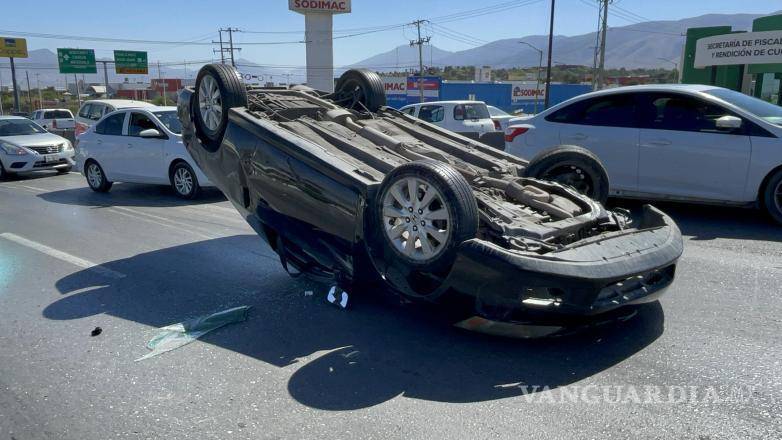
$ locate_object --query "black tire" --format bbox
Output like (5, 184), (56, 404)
(524, 145), (610, 204)
(373, 160), (478, 272)
(84, 160), (112, 193)
(762, 169), (782, 225)
(0, 161), (6, 180)
(193, 63), (247, 151)
(334, 69), (386, 112)
(57, 166), (72, 174)
(170, 161), (200, 200)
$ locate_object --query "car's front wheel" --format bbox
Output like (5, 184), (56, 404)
(170, 161), (200, 199)
(85, 161), (112, 193)
(762, 169), (782, 225)
(524, 145), (610, 204)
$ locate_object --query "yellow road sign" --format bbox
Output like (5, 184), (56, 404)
(0, 37), (28, 58)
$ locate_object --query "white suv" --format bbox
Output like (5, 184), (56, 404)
(400, 100), (497, 136)
(75, 99), (155, 137)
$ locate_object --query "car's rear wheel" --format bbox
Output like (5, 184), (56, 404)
(762, 169), (782, 225)
(524, 145), (610, 204)
(170, 161), (200, 199)
(85, 161), (112, 193)
(369, 160), (478, 299)
(193, 63), (247, 151)
(334, 69), (386, 112)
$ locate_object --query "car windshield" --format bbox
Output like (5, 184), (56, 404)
(488, 106), (509, 117)
(703, 88), (782, 126)
(0, 119), (47, 136)
(153, 111), (182, 134)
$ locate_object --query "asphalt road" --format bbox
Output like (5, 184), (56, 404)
(0, 171), (780, 440)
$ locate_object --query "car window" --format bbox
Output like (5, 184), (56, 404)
(417, 105), (444, 123)
(94, 112), (126, 136)
(44, 110), (72, 119)
(153, 111), (182, 135)
(636, 93), (736, 133)
(32, 111), (39, 119)
(78, 104), (92, 118)
(401, 107), (416, 116)
(87, 104), (104, 121)
(546, 95), (638, 128)
(128, 112), (159, 136)
(454, 103), (490, 120)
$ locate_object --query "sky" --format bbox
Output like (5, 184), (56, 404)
(1, 0), (780, 68)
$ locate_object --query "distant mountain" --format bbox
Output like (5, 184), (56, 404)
(348, 11), (774, 70)
(345, 44), (454, 71)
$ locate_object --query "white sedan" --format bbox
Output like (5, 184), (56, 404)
(75, 106), (212, 199)
(0, 116), (75, 178)
(505, 84), (782, 223)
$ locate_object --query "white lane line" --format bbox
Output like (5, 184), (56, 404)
(108, 206), (218, 240)
(0, 232), (126, 279)
(18, 184), (48, 193)
(0, 185), (37, 194)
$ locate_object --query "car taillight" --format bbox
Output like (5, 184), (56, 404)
(493, 119), (501, 130)
(75, 123), (86, 137)
(505, 127), (529, 143)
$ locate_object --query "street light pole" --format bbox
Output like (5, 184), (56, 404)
(657, 58), (679, 83)
(519, 41), (543, 114)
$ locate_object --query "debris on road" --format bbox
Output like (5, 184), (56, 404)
(326, 286), (349, 309)
(135, 306), (251, 362)
(304, 290), (314, 297)
(90, 327), (102, 337)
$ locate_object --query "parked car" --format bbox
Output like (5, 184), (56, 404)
(487, 105), (515, 132)
(75, 106), (212, 199)
(175, 64), (683, 336)
(505, 84), (782, 224)
(74, 99), (155, 137)
(400, 100), (496, 136)
(31, 108), (75, 130)
(0, 116), (75, 178)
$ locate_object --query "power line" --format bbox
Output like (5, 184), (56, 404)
(0, 29), (306, 46)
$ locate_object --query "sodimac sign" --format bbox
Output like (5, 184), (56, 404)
(288, 0), (351, 13)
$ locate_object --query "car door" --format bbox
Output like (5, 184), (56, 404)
(554, 94), (640, 192)
(90, 112), (129, 180)
(416, 105), (445, 128)
(123, 111), (167, 183)
(636, 92), (752, 202)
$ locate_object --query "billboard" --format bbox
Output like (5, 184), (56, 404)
(407, 76), (441, 103)
(382, 76), (407, 108)
(694, 30), (782, 68)
(114, 50), (148, 75)
(289, 0), (351, 14)
(510, 81), (546, 102)
(57, 48), (97, 74)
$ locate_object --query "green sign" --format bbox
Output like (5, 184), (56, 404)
(57, 48), (96, 74)
(114, 50), (148, 74)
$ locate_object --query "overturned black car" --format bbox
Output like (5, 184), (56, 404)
(177, 64), (683, 336)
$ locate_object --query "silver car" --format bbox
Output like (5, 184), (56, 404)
(0, 116), (75, 178)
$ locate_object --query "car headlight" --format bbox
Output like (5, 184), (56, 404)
(61, 141), (73, 151)
(0, 142), (29, 156)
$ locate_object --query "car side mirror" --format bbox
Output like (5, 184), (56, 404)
(139, 128), (163, 138)
(715, 115), (742, 130)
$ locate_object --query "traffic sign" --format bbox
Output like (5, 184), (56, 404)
(57, 48), (97, 74)
(114, 50), (148, 74)
(0, 37), (28, 58)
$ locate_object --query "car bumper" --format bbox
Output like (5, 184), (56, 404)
(444, 205), (682, 322)
(3, 151), (75, 173)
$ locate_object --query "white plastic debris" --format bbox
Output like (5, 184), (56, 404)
(326, 286), (349, 309)
(304, 290), (314, 297)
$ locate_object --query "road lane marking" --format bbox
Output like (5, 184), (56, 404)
(18, 184), (48, 192)
(108, 206), (218, 240)
(0, 233), (126, 279)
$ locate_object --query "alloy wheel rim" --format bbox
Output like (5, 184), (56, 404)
(545, 164), (593, 196)
(382, 176), (450, 260)
(775, 181), (782, 213)
(198, 75), (222, 132)
(87, 164), (102, 188)
(174, 167), (193, 195)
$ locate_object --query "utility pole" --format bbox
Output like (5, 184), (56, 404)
(74, 74), (82, 109)
(157, 61), (167, 106)
(410, 19), (431, 103)
(213, 28), (241, 67)
(25, 70), (32, 113)
(9, 57), (20, 112)
(97, 60), (111, 98)
(0, 70), (4, 115)
(544, 0), (555, 109)
(35, 73), (42, 110)
(595, 0), (612, 90)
